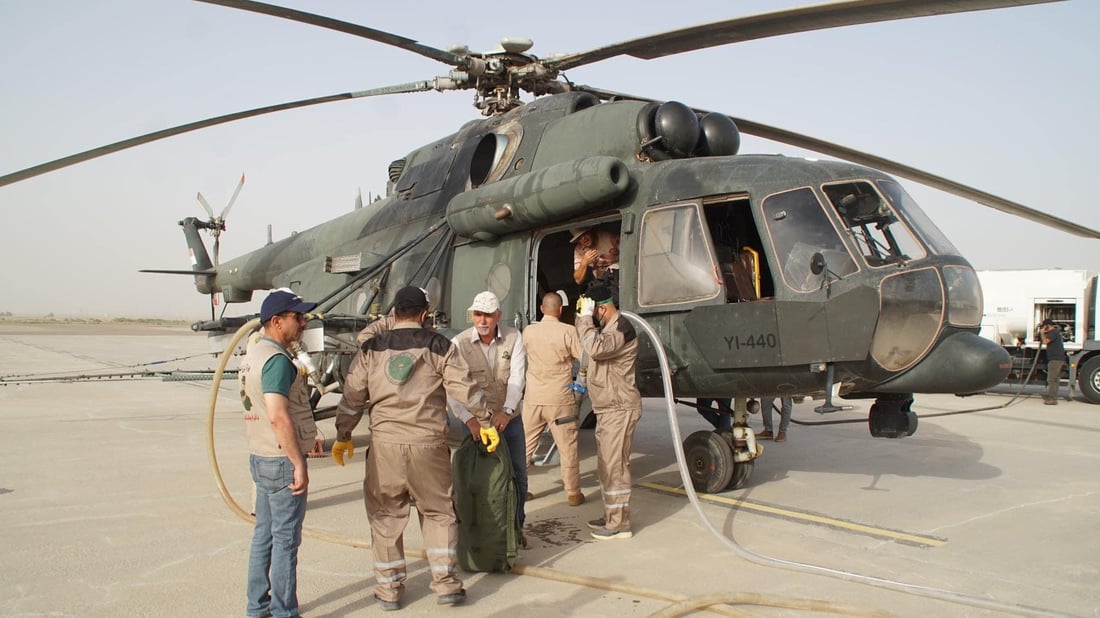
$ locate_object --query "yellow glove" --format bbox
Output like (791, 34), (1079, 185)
(577, 296), (595, 317)
(332, 440), (354, 466)
(479, 427), (500, 453)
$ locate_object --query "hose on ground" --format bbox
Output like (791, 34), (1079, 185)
(618, 311), (1068, 618)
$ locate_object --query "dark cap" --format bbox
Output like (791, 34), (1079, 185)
(1039, 318), (1056, 328)
(393, 285), (430, 310)
(260, 288), (317, 323)
(586, 283), (615, 306)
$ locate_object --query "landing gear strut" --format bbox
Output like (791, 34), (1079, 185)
(868, 394), (918, 438)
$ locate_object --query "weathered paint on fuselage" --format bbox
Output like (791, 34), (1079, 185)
(197, 92), (1008, 400)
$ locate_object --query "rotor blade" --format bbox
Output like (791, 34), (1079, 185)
(548, 0), (1062, 72)
(0, 80), (439, 188)
(576, 86), (1100, 239)
(732, 118), (1100, 239)
(195, 0), (465, 67)
(196, 192), (215, 219)
(220, 173), (246, 219)
(139, 268), (218, 275)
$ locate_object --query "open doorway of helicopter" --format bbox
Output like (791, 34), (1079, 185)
(527, 195), (776, 327)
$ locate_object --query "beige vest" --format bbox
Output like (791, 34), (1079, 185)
(454, 325), (520, 411)
(240, 337), (317, 457)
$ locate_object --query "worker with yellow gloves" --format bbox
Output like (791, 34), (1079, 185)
(447, 290), (530, 547)
(333, 285), (496, 610)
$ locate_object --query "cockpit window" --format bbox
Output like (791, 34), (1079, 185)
(638, 203), (720, 306)
(822, 181), (926, 267)
(876, 180), (959, 256)
(762, 188), (858, 292)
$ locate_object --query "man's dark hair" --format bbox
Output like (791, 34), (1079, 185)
(395, 305), (425, 320)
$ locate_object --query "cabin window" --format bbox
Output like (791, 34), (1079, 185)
(762, 188), (858, 292)
(822, 181), (926, 267)
(876, 180), (959, 256)
(638, 204), (720, 306)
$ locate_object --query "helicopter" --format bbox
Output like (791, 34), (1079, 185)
(3, 0), (1098, 492)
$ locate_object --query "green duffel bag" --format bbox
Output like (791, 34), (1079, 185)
(452, 435), (519, 572)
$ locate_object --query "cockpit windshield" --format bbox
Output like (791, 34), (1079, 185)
(762, 187), (858, 292)
(822, 181), (926, 267)
(876, 180), (959, 256)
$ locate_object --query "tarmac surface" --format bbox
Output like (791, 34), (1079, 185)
(1, 325), (1098, 617)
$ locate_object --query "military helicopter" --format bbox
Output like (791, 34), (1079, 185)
(4, 0), (1097, 492)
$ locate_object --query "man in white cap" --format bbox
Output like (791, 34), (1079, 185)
(447, 290), (530, 545)
(570, 227), (620, 286)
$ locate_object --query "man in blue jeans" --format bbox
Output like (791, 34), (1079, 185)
(239, 289), (319, 618)
(695, 398), (733, 430)
(758, 397), (793, 442)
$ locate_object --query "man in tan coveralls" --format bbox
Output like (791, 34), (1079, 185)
(576, 283), (642, 540)
(522, 291), (585, 506)
(333, 286), (497, 610)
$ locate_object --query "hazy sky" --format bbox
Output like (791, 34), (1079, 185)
(1, 0), (1097, 318)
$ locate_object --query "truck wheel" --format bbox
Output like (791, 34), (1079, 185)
(1077, 356), (1100, 404)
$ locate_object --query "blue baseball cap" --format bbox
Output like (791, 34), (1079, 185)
(260, 288), (317, 323)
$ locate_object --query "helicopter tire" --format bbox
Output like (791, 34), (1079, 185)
(727, 459), (754, 491)
(1077, 355), (1100, 404)
(868, 396), (917, 438)
(683, 430), (734, 494)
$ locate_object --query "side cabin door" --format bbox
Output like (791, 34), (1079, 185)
(448, 235), (530, 334)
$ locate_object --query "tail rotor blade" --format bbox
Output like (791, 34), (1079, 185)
(221, 173), (246, 219)
(196, 192), (215, 219)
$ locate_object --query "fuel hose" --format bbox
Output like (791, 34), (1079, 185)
(619, 310), (1069, 618)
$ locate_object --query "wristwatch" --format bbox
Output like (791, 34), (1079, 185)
(503, 407), (515, 416)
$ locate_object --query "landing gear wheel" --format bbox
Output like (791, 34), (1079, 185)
(684, 431), (734, 493)
(727, 460), (754, 491)
(868, 396), (917, 438)
(1077, 356), (1100, 404)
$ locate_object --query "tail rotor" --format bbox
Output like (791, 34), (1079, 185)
(195, 173), (245, 266)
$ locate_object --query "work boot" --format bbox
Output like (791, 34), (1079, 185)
(1044, 399), (1057, 406)
(586, 517), (606, 530)
(775, 431), (787, 442)
(374, 594), (401, 611)
(591, 527), (633, 540)
(437, 589), (467, 606)
(567, 492), (585, 506)
(757, 430), (773, 440)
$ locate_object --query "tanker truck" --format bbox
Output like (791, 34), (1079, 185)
(976, 269), (1100, 403)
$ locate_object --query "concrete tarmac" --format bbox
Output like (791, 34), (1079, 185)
(1, 326), (1097, 617)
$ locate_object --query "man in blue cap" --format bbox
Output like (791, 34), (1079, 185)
(240, 288), (318, 618)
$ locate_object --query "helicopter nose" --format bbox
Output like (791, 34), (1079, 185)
(872, 331), (1011, 394)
